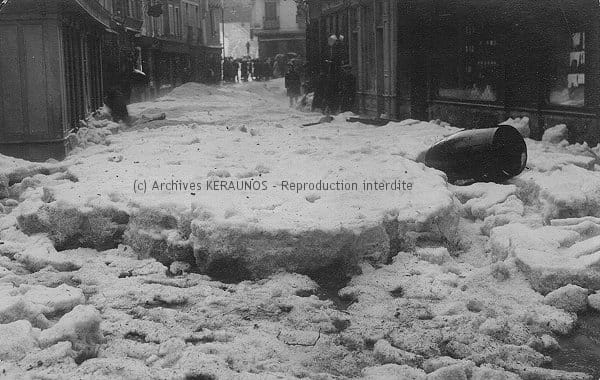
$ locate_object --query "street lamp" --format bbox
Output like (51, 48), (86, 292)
(221, 0), (225, 81)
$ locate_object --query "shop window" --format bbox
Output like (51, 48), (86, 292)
(437, 24), (502, 102)
(549, 32), (585, 107)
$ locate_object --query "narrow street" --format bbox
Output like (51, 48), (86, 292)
(1, 79), (600, 379)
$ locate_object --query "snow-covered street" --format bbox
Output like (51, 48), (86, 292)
(2, 79), (600, 379)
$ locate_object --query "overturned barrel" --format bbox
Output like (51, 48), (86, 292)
(424, 125), (527, 183)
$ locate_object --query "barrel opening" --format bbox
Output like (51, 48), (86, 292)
(492, 125), (527, 178)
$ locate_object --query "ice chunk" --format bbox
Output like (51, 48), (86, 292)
(542, 124), (569, 144)
(38, 305), (103, 348)
(0, 320), (40, 360)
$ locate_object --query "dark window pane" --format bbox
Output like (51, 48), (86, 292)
(436, 22), (501, 102)
(549, 32), (585, 107)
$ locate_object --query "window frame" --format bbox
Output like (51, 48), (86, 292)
(265, 1), (277, 21)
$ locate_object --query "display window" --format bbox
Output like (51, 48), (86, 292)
(548, 32), (585, 107)
(435, 22), (503, 102)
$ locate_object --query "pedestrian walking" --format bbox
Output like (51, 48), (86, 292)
(285, 64), (301, 108)
(105, 59), (134, 124)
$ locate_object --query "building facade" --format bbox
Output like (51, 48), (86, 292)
(221, 0), (257, 58)
(250, 0), (306, 59)
(0, 0), (113, 160)
(138, 0), (224, 98)
(307, 0), (600, 144)
(0, 0), (223, 161)
(307, 0), (399, 118)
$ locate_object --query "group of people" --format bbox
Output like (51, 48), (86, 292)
(223, 56), (295, 83)
(222, 57), (242, 82)
(104, 40), (357, 125)
(251, 58), (276, 81)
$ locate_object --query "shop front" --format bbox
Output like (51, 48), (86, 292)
(0, 0), (112, 161)
(308, 0), (600, 144)
(421, 0), (600, 142)
(307, 0), (399, 117)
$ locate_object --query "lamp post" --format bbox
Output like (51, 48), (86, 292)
(221, 0), (225, 81)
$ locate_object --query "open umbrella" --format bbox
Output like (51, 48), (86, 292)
(131, 69), (148, 84)
(285, 52), (299, 59)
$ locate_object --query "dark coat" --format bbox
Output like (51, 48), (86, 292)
(285, 70), (301, 97)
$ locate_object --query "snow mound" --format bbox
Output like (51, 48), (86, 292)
(514, 165), (600, 220)
(16, 199), (130, 251)
(452, 183), (518, 220)
(165, 82), (230, 98)
(0, 283), (84, 328)
(526, 139), (597, 172)
(38, 305), (103, 348)
(0, 154), (67, 190)
(489, 223), (600, 293)
(0, 320), (40, 361)
(6, 113), (464, 279)
(542, 124), (569, 144)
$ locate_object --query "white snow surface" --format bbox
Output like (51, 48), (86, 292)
(3, 79), (467, 276)
(2, 79), (600, 379)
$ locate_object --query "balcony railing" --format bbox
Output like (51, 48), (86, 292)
(73, 0), (113, 28)
(263, 16), (279, 30)
(123, 15), (143, 31)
